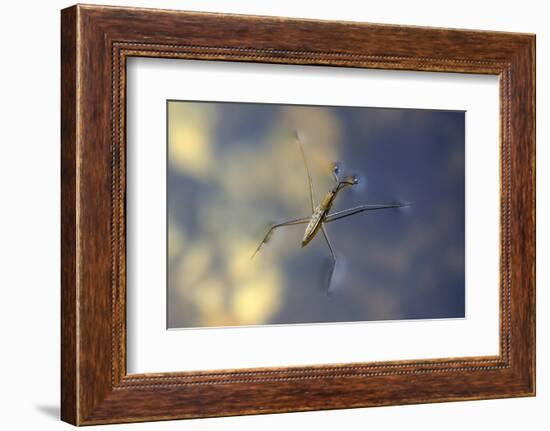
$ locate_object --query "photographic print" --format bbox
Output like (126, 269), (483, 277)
(167, 100), (465, 329)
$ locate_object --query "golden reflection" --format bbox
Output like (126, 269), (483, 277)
(191, 277), (225, 321)
(168, 103), (215, 179)
(225, 239), (260, 283)
(168, 101), (343, 327)
(230, 269), (282, 325)
(176, 243), (212, 287)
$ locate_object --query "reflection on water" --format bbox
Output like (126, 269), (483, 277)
(167, 101), (465, 328)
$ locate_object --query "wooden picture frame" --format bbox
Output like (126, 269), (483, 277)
(61, 4), (535, 425)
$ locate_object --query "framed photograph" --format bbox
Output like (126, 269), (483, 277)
(61, 4), (535, 425)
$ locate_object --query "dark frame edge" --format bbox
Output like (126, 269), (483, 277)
(61, 4), (79, 426)
(525, 33), (536, 399)
(532, 33), (537, 398)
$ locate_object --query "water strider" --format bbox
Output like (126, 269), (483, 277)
(252, 131), (407, 292)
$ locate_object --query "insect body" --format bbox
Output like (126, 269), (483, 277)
(302, 201), (328, 247)
(252, 131), (406, 292)
(302, 179), (354, 247)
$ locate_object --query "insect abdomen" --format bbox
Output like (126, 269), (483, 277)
(302, 192), (335, 247)
(302, 207), (325, 247)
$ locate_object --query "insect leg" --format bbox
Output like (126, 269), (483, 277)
(320, 223), (337, 293)
(325, 203), (406, 223)
(294, 130), (316, 212)
(251, 215), (311, 259)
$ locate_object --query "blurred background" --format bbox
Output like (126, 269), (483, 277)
(167, 100), (465, 328)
